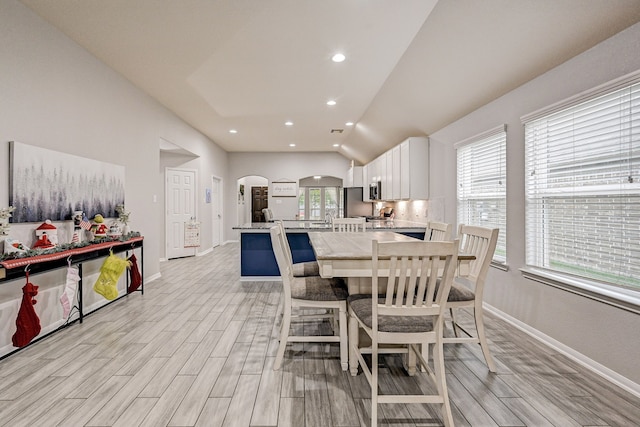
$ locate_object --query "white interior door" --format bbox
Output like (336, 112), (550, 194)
(166, 168), (197, 259)
(212, 176), (222, 247)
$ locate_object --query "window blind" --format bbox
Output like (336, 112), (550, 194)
(456, 127), (507, 262)
(524, 76), (640, 290)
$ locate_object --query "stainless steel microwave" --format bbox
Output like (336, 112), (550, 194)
(369, 181), (382, 200)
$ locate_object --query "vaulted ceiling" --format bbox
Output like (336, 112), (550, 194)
(20, 0), (640, 164)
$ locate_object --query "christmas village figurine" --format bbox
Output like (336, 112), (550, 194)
(4, 238), (29, 255)
(108, 222), (121, 237)
(33, 220), (57, 250)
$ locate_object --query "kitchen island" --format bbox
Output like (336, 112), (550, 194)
(233, 219), (427, 279)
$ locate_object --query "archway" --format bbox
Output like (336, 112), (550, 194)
(298, 175), (343, 220)
(237, 175), (268, 224)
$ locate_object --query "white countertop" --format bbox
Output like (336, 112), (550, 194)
(233, 219), (428, 232)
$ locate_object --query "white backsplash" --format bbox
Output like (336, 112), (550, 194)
(373, 198), (445, 225)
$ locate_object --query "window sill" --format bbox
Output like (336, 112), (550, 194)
(520, 267), (640, 315)
(491, 260), (508, 271)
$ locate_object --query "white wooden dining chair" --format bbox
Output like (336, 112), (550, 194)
(262, 208), (273, 222)
(331, 217), (366, 232)
(275, 221), (319, 277)
(424, 221), (452, 241)
(269, 225), (349, 371)
(348, 239), (458, 426)
(444, 224), (499, 372)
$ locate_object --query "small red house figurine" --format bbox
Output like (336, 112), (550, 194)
(35, 220), (58, 246)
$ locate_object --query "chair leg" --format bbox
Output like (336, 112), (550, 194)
(421, 342), (431, 372)
(474, 302), (497, 372)
(433, 338), (454, 427)
(338, 304), (348, 371)
(449, 307), (460, 337)
(406, 344), (417, 376)
(371, 341), (378, 427)
(273, 303), (292, 371)
(274, 295), (284, 328)
(348, 309), (359, 376)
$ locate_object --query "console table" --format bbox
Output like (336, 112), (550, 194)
(0, 236), (144, 359)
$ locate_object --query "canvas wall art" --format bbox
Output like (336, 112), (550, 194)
(9, 141), (125, 223)
(272, 181), (297, 197)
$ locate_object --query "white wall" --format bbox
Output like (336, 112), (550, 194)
(429, 22), (640, 389)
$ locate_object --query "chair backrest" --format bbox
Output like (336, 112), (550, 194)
(372, 239), (459, 327)
(269, 225), (294, 294)
(456, 224), (499, 292)
(424, 221), (452, 241)
(274, 220), (294, 265)
(262, 208), (273, 222)
(332, 217), (365, 232)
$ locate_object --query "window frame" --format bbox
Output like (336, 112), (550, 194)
(455, 124), (507, 265)
(521, 70), (640, 295)
(298, 186), (341, 220)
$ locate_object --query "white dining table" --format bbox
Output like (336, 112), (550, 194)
(308, 231), (474, 294)
(308, 231), (419, 294)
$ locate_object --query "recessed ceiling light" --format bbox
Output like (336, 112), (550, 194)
(331, 53), (346, 63)
(229, 129), (237, 134)
(333, 144), (340, 147)
(285, 121), (293, 126)
(326, 100), (336, 106)
(289, 143), (296, 147)
(345, 122), (354, 126)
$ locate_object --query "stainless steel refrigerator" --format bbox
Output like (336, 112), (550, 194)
(343, 187), (373, 218)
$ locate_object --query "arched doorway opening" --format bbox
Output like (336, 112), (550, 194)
(297, 175), (343, 220)
(237, 175), (268, 224)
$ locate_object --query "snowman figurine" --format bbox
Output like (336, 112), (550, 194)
(72, 210), (84, 243)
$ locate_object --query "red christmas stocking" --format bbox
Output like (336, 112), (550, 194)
(127, 254), (142, 293)
(12, 274), (42, 348)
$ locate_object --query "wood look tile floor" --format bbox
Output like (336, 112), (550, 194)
(1, 243), (638, 426)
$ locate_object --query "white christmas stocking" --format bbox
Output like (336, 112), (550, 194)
(60, 265), (80, 319)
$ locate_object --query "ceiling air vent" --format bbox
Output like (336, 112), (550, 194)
(330, 129), (344, 133)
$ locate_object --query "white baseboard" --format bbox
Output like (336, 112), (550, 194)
(485, 304), (640, 399)
(196, 247), (213, 256)
(239, 276), (281, 282)
(145, 272), (161, 283)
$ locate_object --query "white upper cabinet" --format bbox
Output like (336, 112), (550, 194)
(346, 166), (363, 188)
(391, 145), (401, 200)
(400, 137), (429, 200)
(362, 164), (371, 201)
(378, 153), (388, 200)
(358, 136), (429, 201)
(384, 151), (393, 200)
(372, 155), (384, 200)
